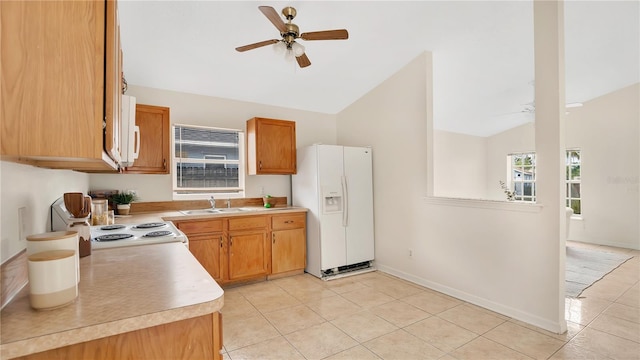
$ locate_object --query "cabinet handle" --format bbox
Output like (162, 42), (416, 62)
(284, 220), (293, 224)
(259, 161), (262, 170)
(230, 237), (233, 246)
(163, 159), (167, 169)
(272, 233), (275, 244)
(220, 236), (223, 248)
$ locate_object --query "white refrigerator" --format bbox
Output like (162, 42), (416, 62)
(292, 144), (375, 278)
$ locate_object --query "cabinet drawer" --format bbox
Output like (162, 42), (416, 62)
(228, 216), (268, 231)
(272, 213), (306, 230)
(176, 219), (223, 235)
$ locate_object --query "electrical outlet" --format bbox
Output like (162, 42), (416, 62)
(18, 207), (27, 242)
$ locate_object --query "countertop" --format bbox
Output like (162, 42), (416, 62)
(0, 242), (224, 359)
(114, 206), (308, 224)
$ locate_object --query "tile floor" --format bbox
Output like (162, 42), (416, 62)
(221, 241), (639, 360)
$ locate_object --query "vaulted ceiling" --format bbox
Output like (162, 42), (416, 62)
(119, 1), (639, 137)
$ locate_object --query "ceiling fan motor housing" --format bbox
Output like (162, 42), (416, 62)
(282, 7), (297, 20)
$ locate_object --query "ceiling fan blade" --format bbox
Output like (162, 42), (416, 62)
(296, 53), (311, 68)
(259, 6), (287, 33)
(300, 29), (349, 41)
(235, 39), (279, 52)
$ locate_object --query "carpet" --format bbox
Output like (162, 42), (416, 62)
(565, 246), (632, 298)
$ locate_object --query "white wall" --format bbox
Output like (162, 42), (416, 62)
(0, 162), (89, 262)
(433, 130), (488, 199)
(337, 51), (565, 332)
(90, 86), (338, 203)
(435, 83), (639, 250)
(565, 83), (639, 249)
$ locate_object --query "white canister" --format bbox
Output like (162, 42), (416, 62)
(26, 231), (79, 284)
(28, 250), (78, 310)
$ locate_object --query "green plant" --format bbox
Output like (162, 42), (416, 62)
(109, 191), (138, 205)
(499, 181), (515, 201)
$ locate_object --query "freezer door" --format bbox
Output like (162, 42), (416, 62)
(343, 146), (375, 264)
(317, 145), (347, 270)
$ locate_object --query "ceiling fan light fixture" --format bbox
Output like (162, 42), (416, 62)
(284, 49), (296, 63)
(273, 41), (287, 55)
(291, 42), (305, 57)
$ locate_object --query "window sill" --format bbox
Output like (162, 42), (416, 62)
(423, 196), (543, 213)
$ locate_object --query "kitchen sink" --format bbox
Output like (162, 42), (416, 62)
(179, 209), (220, 215)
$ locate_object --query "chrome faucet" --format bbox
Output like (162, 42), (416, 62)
(209, 196), (216, 209)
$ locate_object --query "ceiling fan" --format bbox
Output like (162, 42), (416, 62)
(235, 6), (349, 68)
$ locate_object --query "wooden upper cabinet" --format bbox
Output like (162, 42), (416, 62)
(124, 104), (170, 174)
(0, 0), (122, 172)
(246, 118), (297, 175)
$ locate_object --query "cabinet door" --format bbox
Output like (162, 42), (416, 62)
(0, 0), (119, 171)
(228, 231), (269, 280)
(246, 118), (296, 175)
(272, 228), (306, 274)
(124, 104), (170, 174)
(188, 233), (222, 282)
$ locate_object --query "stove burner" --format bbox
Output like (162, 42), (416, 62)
(100, 224), (126, 231)
(134, 222), (167, 230)
(143, 230), (173, 238)
(95, 233), (134, 242)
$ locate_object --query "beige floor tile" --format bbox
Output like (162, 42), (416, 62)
(401, 291), (461, 315)
(284, 322), (358, 360)
(220, 295), (260, 321)
(370, 300), (431, 327)
(570, 327), (640, 360)
(223, 313), (281, 351)
(247, 291), (301, 313)
(361, 277), (425, 299)
(287, 286), (339, 303)
(603, 302), (640, 323)
(324, 345), (381, 360)
(331, 310), (398, 343)
(263, 304), (326, 334)
(548, 342), (615, 360)
(238, 280), (285, 298)
(404, 316), (478, 352)
(483, 321), (565, 360)
(588, 313), (640, 342)
(616, 283), (639, 308)
(565, 296), (613, 325)
(510, 319), (583, 342)
(581, 278), (635, 302)
(324, 277), (368, 294)
(451, 336), (534, 360)
(227, 336), (305, 360)
(438, 304), (507, 335)
(340, 287), (396, 308)
(306, 294), (362, 320)
(363, 329), (444, 360)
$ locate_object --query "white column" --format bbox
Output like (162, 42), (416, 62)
(534, 0), (567, 334)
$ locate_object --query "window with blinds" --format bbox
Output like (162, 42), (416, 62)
(173, 124), (245, 197)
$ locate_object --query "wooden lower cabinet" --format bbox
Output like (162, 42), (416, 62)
(188, 233), (223, 282)
(272, 228), (306, 274)
(16, 312), (222, 360)
(175, 212), (306, 284)
(228, 230), (269, 280)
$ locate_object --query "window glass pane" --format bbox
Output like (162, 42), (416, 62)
(514, 182), (523, 195)
(523, 166), (534, 180)
(570, 165), (580, 180)
(523, 182), (533, 196)
(570, 183), (580, 198)
(175, 162), (239, 189)
(175, 127), (239, 160)
(571, 199), (581, 215)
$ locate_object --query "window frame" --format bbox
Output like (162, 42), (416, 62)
(566, 149), (581, 216)
(172, 124), (245, 200)
(507, 152), (537, 202)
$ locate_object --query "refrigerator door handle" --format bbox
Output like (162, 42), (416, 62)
(341, 175), (348, 227)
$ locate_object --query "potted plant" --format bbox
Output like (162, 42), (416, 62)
(109, 191), (138, 215)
